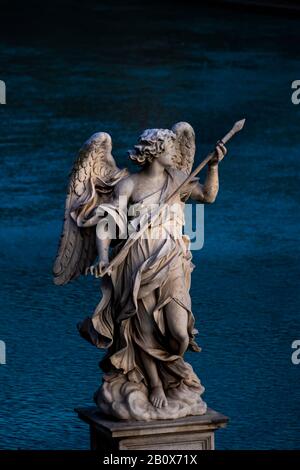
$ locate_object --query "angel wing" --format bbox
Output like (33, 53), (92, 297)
(53, 132), (128, 286)
(172, 122), (196, 175)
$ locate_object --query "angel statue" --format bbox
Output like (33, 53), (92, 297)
(53, 122), (227, 421)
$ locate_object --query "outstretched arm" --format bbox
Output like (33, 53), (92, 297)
(190, 142), (227, 203)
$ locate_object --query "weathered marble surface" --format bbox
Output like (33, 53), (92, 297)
(94, 372), (207, 421)
(76, 406), (229, 450)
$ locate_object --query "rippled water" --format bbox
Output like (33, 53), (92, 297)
(1, 2), (300, 449)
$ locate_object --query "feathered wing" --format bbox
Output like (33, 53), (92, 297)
(172, 122), (196, 175)
(53, 132), (128, 286)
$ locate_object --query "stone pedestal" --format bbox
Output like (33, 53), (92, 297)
(75, 406), (228, 451)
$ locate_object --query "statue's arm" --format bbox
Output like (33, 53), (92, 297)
(190, 164), (219, 204)
(97, 177), (133, 257)
(91, 176), (134, 277)
(189, 142), (227, 204)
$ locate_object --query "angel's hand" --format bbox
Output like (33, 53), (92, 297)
(209, 141), (227, 167)
(86, 259), (112, 278)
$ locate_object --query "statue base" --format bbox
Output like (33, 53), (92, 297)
(75, 406), (228, 451)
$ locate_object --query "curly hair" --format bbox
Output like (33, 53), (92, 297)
(128, 128), (177, 166)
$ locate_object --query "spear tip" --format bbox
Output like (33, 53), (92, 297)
(234, 118), (246, 131)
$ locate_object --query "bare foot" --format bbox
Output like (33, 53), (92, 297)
(150, 385), (168, 409)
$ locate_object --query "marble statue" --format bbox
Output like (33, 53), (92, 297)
(53, 121), (239, 421)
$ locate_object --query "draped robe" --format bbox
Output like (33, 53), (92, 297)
(79, 168), (203, 396)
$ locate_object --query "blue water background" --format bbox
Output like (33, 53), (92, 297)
(0, 2), (300, 449)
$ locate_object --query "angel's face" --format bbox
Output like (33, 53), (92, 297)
(157, 139), (177, 168)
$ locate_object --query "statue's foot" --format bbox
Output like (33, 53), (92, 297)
(149, 385), (168, 409)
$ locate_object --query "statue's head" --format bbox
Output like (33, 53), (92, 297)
(128, 128), (179, 168)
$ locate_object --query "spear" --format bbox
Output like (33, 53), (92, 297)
(98, 119), (246, 277)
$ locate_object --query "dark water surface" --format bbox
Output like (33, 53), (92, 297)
(0, 1), (300, 449)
